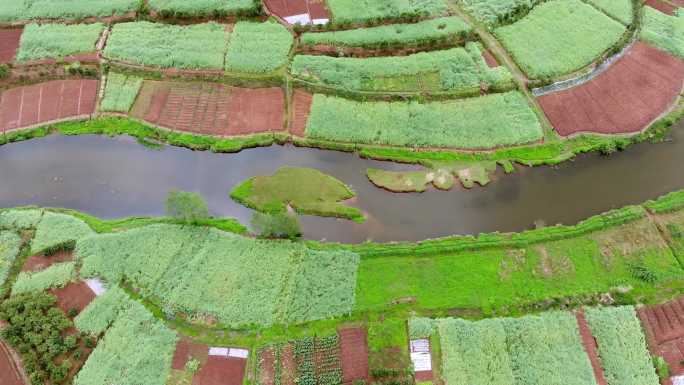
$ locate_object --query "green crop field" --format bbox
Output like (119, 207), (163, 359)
(300, 16), (472, 49)
(225, 20), (293, 75)
(100, 73), (143, 113)
(641, 6), (684, 60)
(104, 22), (229, 69)
(31, 212), (94, 255)
(585, 306), (660, 385)
(585, 0), (634, 25)
(424, 312), (597, 385)
(326, 0), (448, 24)
(0, 0), (138, 22)
(291, 43), (513, 93)
(148, 0), (259, 17)
(15, 23), (104, 62)
(0, 209), (44, 230)
(77, 224), (360, 327)
(0, 231), (21, 296)
(495, 0), (626, 79)
(459, 0), (545, 26)
(305, 91), (543, 149)
(75, 286), (144, 335)
(11, 262), (77, 295)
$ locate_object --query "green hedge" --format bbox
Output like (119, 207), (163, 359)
(225, 20), (293, 75)
(640, 6), (684, 60)
(16, 23), (104, 62)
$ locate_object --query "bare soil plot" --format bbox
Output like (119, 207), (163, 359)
(192, 356), (246, 385)
(538, 42), (684, 137)
(0, 29), (22, 63)
(290, 89), (313, 137)
(482, 49), (499, 68)
(264, 0), (330, 23)
(172, 337), (209, 370)
(645, 0), (678, 14)
(638, 298), (684, 377)
(339, 328), (369, 384)
(576, 311), (608, 385)
(258, 348), (277, 385)
(49, 281), (96, 315)
(131, 81), (285, 136)
(0, 79), (98, 133)
(0, 340), (24, 385)
(21, 250), (73, 273)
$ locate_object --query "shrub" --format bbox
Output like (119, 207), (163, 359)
(31, 212), (94, 255)
(100, 73), (143, 113)
(16, 23), (104, 62)
(251, 212), (302, 240)
(12, 262), (77, 295)
(225, 21), (294, 74)
(640, 6), (684, 60)
(494, 0), (626, 78)
(165, 190), (210, 223)
(0, 64), (9, 79)
(653, 356), (670, 380)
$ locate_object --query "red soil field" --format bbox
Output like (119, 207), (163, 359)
(638, 298), (684, 379)
(22, 250), (73, 273)
(193, 356), (246, 385)
(264, 0), (330, 22)
(576, 311), (608, 385)
(0, 79), (98, 133)
(290, 90), (313, 137)
(172, 337), (209, 370)
(133, 81), (285, 136)
(645, 0), (677, 14)
(0, 340), (24, 385)
(482, 49), (499, 68)
(339, 328), (369, 384)
(258, 348), (277, 385)
(0, 28), (22, 63)
(538, 42), (684, 137)
(49, 281), (96, 315)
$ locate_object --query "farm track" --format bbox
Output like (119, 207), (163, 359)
(576, 311), (608, 385)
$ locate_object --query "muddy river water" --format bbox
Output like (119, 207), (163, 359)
(1, 121), (683, 243)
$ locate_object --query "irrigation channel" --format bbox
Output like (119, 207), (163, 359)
(1, 120), (683, 243)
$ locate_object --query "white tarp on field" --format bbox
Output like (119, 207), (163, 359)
(672, 375), (684, 385)
(209, 347), (229, 356)
(410, 339), (432, 372)
(285, 14), (310, 24)
(85, 278), (107, 296)
(209, 347), (249, 359)
(313, 18), (329, 25)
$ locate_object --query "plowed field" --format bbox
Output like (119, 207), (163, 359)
(339, 328), (369, 384)
(193, 356), (246, 385)
(264, 0), (330, 23)
(638, 297), (684, 378)
(0, 29), (22, 63)
(290, 90), (313, 137)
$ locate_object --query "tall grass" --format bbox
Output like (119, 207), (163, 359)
(306, 91), (543, 149)
(104, 21), (229, 69)
(225, 20), (293, 74)
(16, 23), (104, 62)
(100, 73), (143, 113)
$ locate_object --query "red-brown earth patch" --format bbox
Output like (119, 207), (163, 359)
(538, 42), (684, 136)
(638, 298), (684, 380)
(21, 250), (73, 273)
(264, 0), (330, 22)
(172, 337), (209, 370)
(0, 340), (25, 385)
(192, 356), (246, 385)
(645, 0), (678, 14)
(258, 348), (277, 385)
(131, 81), (285, 136)
(576, 311), (608, 385)
(339, 327), (369, 384)
(0, 79), (98, 133)
(290, 89), (313, 137)
(48, 281), (96, 315)
(482, 49), (499, 68)
(0, 29), (22, 63)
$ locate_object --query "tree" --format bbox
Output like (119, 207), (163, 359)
(251, 212), (301, 240)
(165, 190), (210, 223)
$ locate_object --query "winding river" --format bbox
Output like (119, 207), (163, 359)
(1, 120), (683, 243)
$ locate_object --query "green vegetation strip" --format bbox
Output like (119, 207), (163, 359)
(148, 0), (260, 18)
(104, 22), (229, 69)
(586, 0), (634, 25)
(0, 231), (22, 296)
(100, 73), (143, 113)
(12, 261), (77, 295)
(326, 0), (447, 24)
(300, 16), (472, 49)
(225, 20), (293, 75)
(306, 91), (543, 149)
(640, 6), (684, 60)
(291, 43), (513, 93)
(459, 0), (545, 26)
(584, 306), (660, 385)
(31, 212), (95, 255)
(367, 160), (498, 192)
(231, 167), (364, 222)
(495, 0), (626, 79)
(0, 0), (138, 22)
(16, 23), (104, 62)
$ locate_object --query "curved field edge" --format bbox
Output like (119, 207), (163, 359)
(0, 96), (681, 169)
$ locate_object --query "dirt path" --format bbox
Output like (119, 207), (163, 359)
(576, 311), (608, 385)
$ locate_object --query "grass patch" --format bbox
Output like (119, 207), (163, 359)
(100, 73), (143, 113)
(494, 0), (626, 79)
(640, 6), (684, 60)
(225, 20), (293, 75)
(16, 23), (104, 62)
(231, 167), (365, 223)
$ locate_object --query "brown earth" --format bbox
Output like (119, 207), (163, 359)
(645, 0), (678, 14)
(482, 49), (499, 68)
(48, 281), (96, 315)
(172, 337), (209, 370)
(0, 29), (22, 63)
(131, 81), (285, 136)
(264, 0), (330, 22)
(290, 89), (313, 137)
(193, 356), (246, 385)
(576, 311), (608, 385)
(638, 298), (684, 379)
(0, 79), (98, 133)
(339, 328), (369, 384)
(21, 250), (72, 273)
(258, 348), (277, 385)
(281, 345), (297, 385)
(0, 340), (25, 385)
(538, 42), (684, 137)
